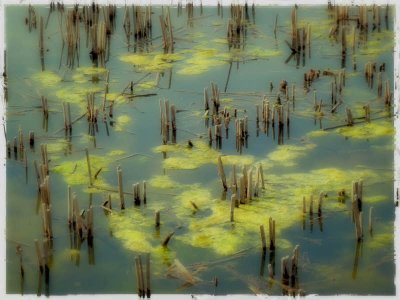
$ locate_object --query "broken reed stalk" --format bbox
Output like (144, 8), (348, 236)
(87, 205), (94, 240)
(41, 96), (48, 119)
(217, 156), (228, 191)
(73, 194), (83, 238)
(246, 169), (253, 201)
(39, 16), (45, 71)
(67, 185), (72, 226)
(260, 224), (267, 251)
(363, 104), (371, 122)
(145, 253), (151, 297)
(117, 165), (125, 209)
(155, 210), (160, 228)
(346, 108), (353, 126)
(352, 179), (363, 241)
(318, 192), (323, 217)
(291, 245), (300, 280)
(281, 256), (290, 283)
(269, 217), (276, 251)
(384, 80), (391, 106)
(369, 207), (373, 234)
(162, 232), (174, 247)
(34, 239), (44, 273)
(135, 256), (144, 297)
(230, 194), (235, 222)
(377, 72), (383, 97)
(85, 148), (93, 186)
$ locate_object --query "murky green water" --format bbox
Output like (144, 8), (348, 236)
(5, 4), (395, 296)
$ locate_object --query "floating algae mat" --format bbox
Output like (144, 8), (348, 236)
(3, 2), (396, 297)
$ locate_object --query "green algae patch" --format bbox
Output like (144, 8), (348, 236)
(335, 120), (394, 139)
(221, 155), (255, 166)
(153, 144), (182, 153)
(155, 140), (255, 170)
(120, 53), (152, 66)
(177, 47), (227, 75)
(367, 232), (393, 250)
(120, 52), (184, 72)
(106, 93), (127, 102)
(307, 130), (329, 138)
(46, 139), (70, 154)
(108, 208), (177, 265)
(177, 224), (248, 256)
(162, 141), (219, 170)
(31, 70), (62, 87)
(176, 187), (212, 211)
(359, 30), (394, 58)
(55, 85), (104, 105)
(149, 175), (179, 189)
(265, 143), (316, 167)
(52, 150), (125, 189)
(177, 197), (295, 256)
(364, 195), (388, 204)
(114, 115), (132, 132)
(109, 209), (154, 252)
(246, 47), (282, 59)
(75, 66), (108, 76)
(136, 80), (158, 90)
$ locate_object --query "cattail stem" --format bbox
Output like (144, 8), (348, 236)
(260, 224), (267, 251)
(217, 156), (227, 191)
(117, 166), (125, 209)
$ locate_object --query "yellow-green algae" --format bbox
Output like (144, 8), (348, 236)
(265, 143), (316, 167)
(108, 208), (177, 266)
(149, 175), (179, 189)
(46, 139), (70, 154)
(153, 140), (255, 170)
(306, 130), (329, 138)
(75, 66), (108, 76)
(364, 195), (388, 204)
(52, 150), (125, 192)
(105, 93), (127, 102)
(359, 30), (394, 58)
(175, 187), (212, 211)
(177, 199), (293, 256)
(335, 119), (394, 139)
(55, 85), (104, 105)
(31, 70), (62, 87)
(367, 232), (393, 250)
(120, 52), (185, 72)
(114, 115), (132, 132)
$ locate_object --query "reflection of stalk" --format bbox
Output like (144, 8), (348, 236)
(352, 240), (362, 279)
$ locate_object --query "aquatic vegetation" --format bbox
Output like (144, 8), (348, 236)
(335, 120), (394, 139)
(75, 66), (108, 76)
(31, 70), (62, 87)
(359, 30), (394, 58)
(175, 187), (212, 212)
(114, 115), (132, 132)
(52, 150), (125, 190)
(120, 52), (185, 72)
(55, 85), (104, 105)
(149, 175), (179, 189)
(46, 139), (70, 154)
(306, 130), (329, 138)
(367, 232), (394, 250)
(155, 140), (255, 170)
(265, 143), (316, 167)
(105, 93), (126, 102)
(108, 208), (177, 266)
(364, 195), (388, 204)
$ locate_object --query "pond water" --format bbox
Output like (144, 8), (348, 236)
(4, 3), (395, 296)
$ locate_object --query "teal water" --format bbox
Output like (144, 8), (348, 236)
(5, 4), (395, 295)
